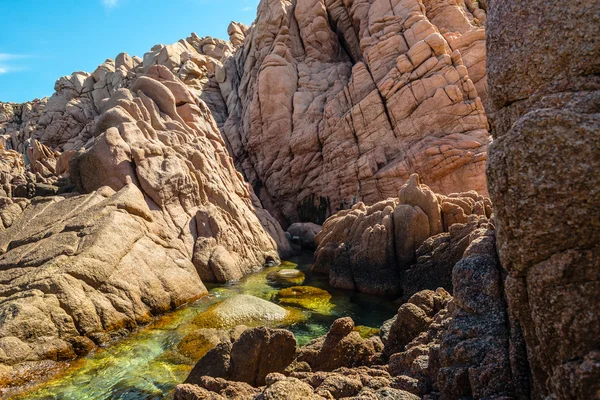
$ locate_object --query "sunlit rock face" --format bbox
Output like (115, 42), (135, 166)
(486, 0), (600, 397)
(1, 0), (490, 229)
(0, 0), (492, 381)
(217, 0), (489, 225)
(0, 33), (241, 155)
(0, 66), (290, 369)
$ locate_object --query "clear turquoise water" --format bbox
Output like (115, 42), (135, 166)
(8, 253), (397, 400)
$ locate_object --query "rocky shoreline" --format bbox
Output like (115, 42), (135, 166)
(174, 202), (510, 399)
(0, 0), (598, 398)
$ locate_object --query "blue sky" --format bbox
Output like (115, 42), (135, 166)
(0, 0), (259, 103)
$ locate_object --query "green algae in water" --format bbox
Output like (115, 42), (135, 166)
(9, 253), (398, 399)
(266, 269), (306, 286)
(276, 286), (334, 315)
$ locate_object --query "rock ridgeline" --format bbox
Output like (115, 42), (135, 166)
(313, 174), (492, 297)
(0, 63), (291, 379)
(0, 32), (241, 154)
(1, 0), (490, 228)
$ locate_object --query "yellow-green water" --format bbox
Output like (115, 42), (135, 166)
(7, 253), (397, 400)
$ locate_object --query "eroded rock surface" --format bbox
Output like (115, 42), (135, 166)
(0, 66), (289, 375)
(217, 0), (490, 225)
(313, 174), (491, 296)
(185, 326), (297, 387)
(178, 232), (518, 399)
(486, 0), (600, 397)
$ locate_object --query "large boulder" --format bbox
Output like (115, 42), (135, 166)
(383, 289), (451, 357)
(295, 317), (384, 372)
(192, 295), (292, 329)
(486, 0), (600, 397)
(185, 326), (297, 387)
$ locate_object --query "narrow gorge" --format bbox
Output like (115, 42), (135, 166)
(0, 0), (597, 399)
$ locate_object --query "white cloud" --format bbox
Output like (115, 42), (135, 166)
(0, 53), (25, 62)
(102, 0), (119, 8)
(0, 54), (32, 75)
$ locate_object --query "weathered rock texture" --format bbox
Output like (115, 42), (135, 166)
(386, 227), (525, 399)
(0, 32), (240, 155)
(0, 65), (289, 373)
(178, 232), (523, 399)
(486, 0), (600, 397)
(217, 0), (490, 225)
(186, 326), (297, 387)
(1, 0), (492, 248)
(313, 174), (492, 296)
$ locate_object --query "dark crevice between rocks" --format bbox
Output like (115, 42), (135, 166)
(297, 194), (329, 225)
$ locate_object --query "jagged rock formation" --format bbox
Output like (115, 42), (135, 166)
(1, 0), (490, 230)
(313, 174), (492, 296)
(486, 0), (600, 397)
(217, 0), (489, 226)
(177, 231), (521, 399)
(0, 100), (47, 153)
(0, 66), (289, 375)
(387, 227), (521, 398)
(0, 32), (239, 155)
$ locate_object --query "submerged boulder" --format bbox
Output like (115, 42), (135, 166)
(192, 295), (293, 329)
(276, 286), (333, 315)
(266, 269), (305, 286)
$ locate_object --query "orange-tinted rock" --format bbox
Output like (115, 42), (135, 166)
(0, 67), (290, 369)
(313, 175), (490, 296)
(217, 0), (490, 226)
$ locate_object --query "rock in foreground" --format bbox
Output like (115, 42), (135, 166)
(185, 326), (297, 387)
(486, 0), (600, 397)
(177, 231), (516, 399)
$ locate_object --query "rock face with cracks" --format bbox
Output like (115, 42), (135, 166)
(313, 174), (492, 296)
(0, 66), (289, 373)
(1, 0), (490, 229)
(486, 0), (600, 397)
(217, 0), (490, 226)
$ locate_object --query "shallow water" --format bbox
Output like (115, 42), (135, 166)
(9, 253), (398, 400)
